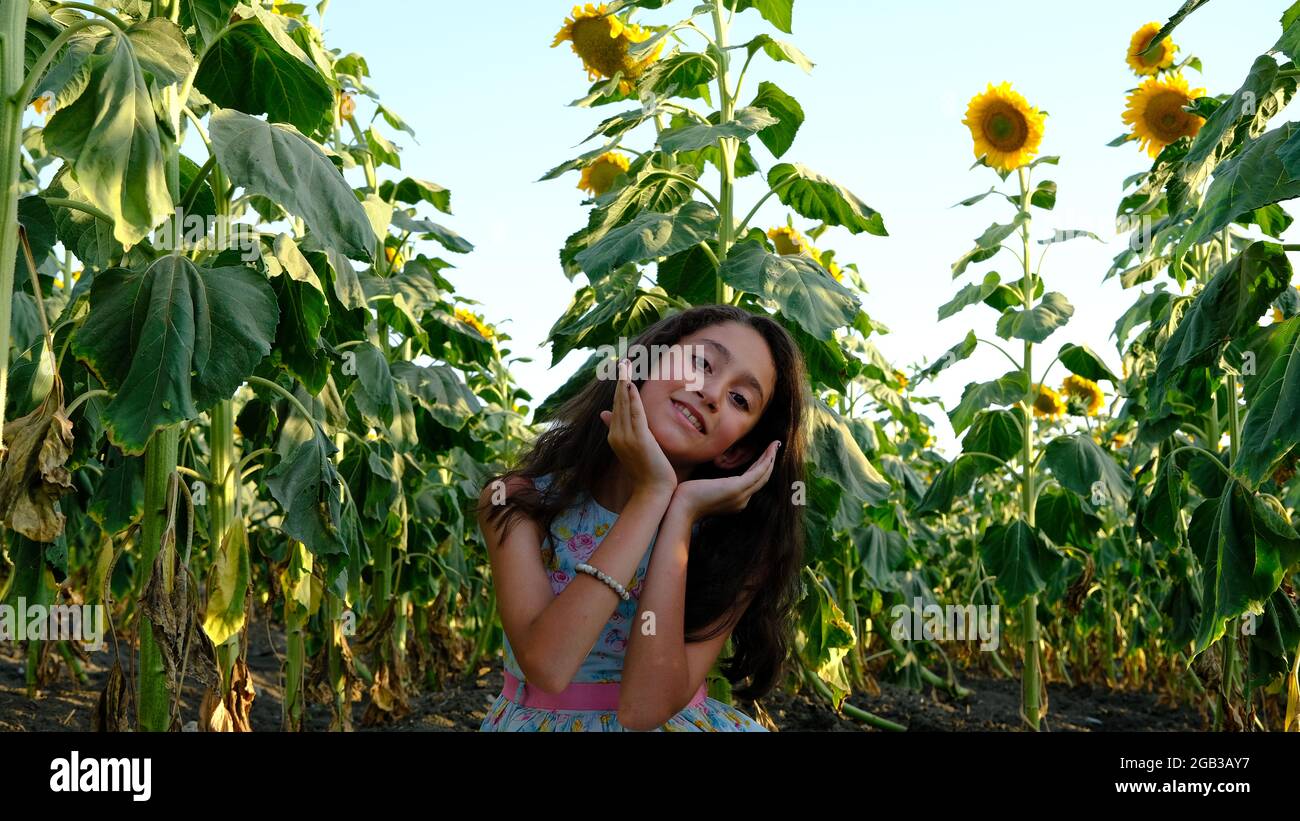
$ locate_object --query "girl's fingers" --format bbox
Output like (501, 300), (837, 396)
(600, 410), (612, 427)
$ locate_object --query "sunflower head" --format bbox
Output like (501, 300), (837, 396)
(962, 82), (1047, 173)
(1111, 431), (1130, 449)
(769, 226), (844, 282)
(1122, 72), (1206, 159)
(768, 225), (813, 256)
(1127, 22), (1177, 76)
(55, 268), (82, 290)
(339, 91), (356, 121)
(1061, 374), (1105, 416)
(384, 245), (404, 269)
(578, 151), (631, 197)
(32, 91), (55, 118)
(455, 306), (494, 340)
(1032, 383), (1066, 419)
(553, 4), (664, 95)
(893, 369), (909, 390)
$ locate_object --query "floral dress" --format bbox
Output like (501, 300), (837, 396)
(479, 473), (768, 732)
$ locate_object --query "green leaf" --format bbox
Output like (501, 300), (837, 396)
(389, 210), (473, 254)
(806, 398), (891, 530)
(937, 271), (1001, 320)
(961, 407), (1025, 462)
(179, 0), (240, 48)
(392, 361), (482, 431)
(210, 107), (374, 260)
(1149, 242), (1292, 415)
(919, 330), (977, 380)
(733, 0), (795, 33)
(1035, 486), (1101, 547)
(575, 201), (718, 277)
(1235, 316), (1300, 484)
(979, 520), (1063, 608)
(748, 81), (803, 158)
(42, 29), (172, 248)
(266, 428), (347, 557)
(193, 4), (334, 135)
(767, 163), (887, 236)
(952, 212), (1027, 277)
(1030, 180), (1057, 210)
(718, 240), (858, 340)
(915, 454), (984, 516)
(1059, 342), (1120, 384)
(72, 256), (279, 454)
(1041, 434), (1133, 509)
(949, 370), (1029, 434)
(1183, 124), (1300, 251)
(1037, 229), (1102, 245)
(742, 34), (813, 72)
(87, 448), (144, 535)
(1140, 455), (1186, 545)
(659, 107), (778, 153)
(377, 177), (452, 214)
(995, 291), (1073, 343)
(643, 51), (717, 96)
(349, 343), (397, 427)
(126, 18), (195, 87)
(1190, 481), (1300, 656)
(1179, 56), (1295, 200)
(42, 168), (121, 270)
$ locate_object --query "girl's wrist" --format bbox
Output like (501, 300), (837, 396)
(665, 490), (700, 527)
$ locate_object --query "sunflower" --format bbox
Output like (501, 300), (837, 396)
(578, 151), (630, 197)
(1061, 374), (1105, 416)
(339, 90), (356, 121)
(384, 245), (404, 269)
(55, 268), (82, 290)
(552, 4), (664, 95)
(1126, 22), (1177, 76)
(1122, 72), (1206, 159)
(962, 82), (1047, 173)
(455, 306), (494, 340)
(32, 91), (55, 118)
(767, 226), (845, 282)
(1032, 383), (1066, 419)
(893, 369), (909, 390)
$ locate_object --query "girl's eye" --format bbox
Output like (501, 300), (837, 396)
(731, 392), (750, 411)
(694, 355), (712, 374)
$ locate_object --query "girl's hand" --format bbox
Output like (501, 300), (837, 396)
(669, 440), (780, 525)
(599, 359), (679, 496)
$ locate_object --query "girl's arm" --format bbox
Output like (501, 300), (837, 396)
(616, 503), (754, 730)
(478, 478), (675, 695)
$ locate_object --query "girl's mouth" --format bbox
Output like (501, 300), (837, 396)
(671, 399), (706, 435)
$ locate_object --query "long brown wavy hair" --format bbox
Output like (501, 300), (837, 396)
(479, 304), (809, 702)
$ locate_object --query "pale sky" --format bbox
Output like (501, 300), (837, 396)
(321, 0), (1300, 451)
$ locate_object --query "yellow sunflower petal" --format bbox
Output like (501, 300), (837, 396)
(578, 151), (631, 196)
(1126, 22), (1177, 76)
(1122, 72), (1206, 159)
(1061, 374), (1105, 417)
(552, 3), (661, 91)
(962, 82), (1047, 173)
(1032, 383), (1066, 419)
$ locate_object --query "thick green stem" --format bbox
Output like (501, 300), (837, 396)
(137, 425), (180, 731)
(710, 0), (735, 303)
(210, 400), (242, 691)
(0, 5), (29, 455)
(1016, 166), (1042, 731)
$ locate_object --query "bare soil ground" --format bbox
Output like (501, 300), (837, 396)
(0, 613), (1205, 732)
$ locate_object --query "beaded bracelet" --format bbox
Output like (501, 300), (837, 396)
(575, 562), (631, 601)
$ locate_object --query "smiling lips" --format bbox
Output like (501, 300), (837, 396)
(672, 399), (706, 434)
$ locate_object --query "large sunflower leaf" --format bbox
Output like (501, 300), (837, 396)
(806, 398), (891, 530)
(1235, 316), (1300, 485)
(658, 107), (778, 153)
(1190, 481), (1300, 657)
(952, 212), (1028, 277)
(1059, 342), (1121, 384)
(392, 361), (482, 431)
(575, 201), (718, 277)
(938, 271), (1001, 320)
(979, 520), (1064, 608)
(961, 407), (1025, 463)
(210, 107), (374, 261)
(733, 0), (795, 34)
(768, 163), (887, 236)
(1149, 241), (1292, 416)
(1041, 434), (1133, 508)
(749, 81), (803, 158)
(949, 370), (1029, 434)
(915, 454), (985, 516)
(42, 28), (172, 248)
(1182, 124), (1300, 252)
(193, 4), (334, 135)
(72, 256), (279, 454)
(266, 428), (347, 557)
(718, 240), (857, 341)
(995, 291), (1074, 343)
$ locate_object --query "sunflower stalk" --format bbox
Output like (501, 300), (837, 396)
(1016, 165), (1043, 731)
(0, 4), (29, 462)
(710, 0), (737, 304)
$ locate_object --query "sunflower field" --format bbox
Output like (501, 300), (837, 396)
(2, 0), (1300, 737)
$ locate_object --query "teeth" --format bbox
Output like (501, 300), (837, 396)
(675, 401), (704, 433)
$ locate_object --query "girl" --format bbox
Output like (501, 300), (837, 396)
(476, 304), (809, 732)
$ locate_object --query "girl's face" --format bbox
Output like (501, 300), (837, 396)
(637, 321), (779, 471)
